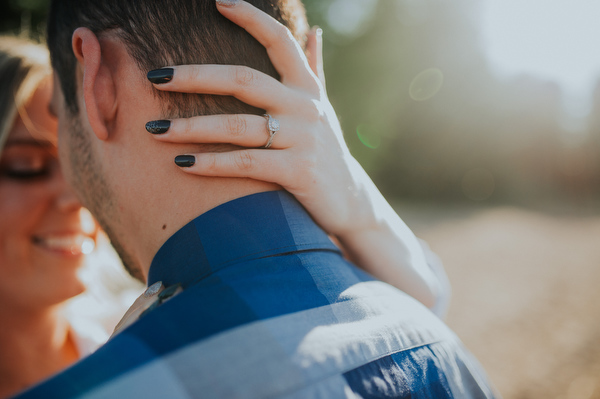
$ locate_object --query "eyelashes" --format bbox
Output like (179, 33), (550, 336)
(1, 168), (51, 181)
(0, 146), (59, 183)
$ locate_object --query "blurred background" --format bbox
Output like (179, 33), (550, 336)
(3, 0), (600, 397)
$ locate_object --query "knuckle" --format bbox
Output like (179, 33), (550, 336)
(303, 99), (322, 123)
(234, 150), (254, 171)
(271, 23), (294, 46)
(233, 66), (256, 88)
(225, 115), (247, 138)
(181, 118), (194, 136)
(190, 67), (203, 85)
(205, 154), (220, 173)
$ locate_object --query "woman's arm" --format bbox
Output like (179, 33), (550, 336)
(144, 0), (450, 314)
(306, 27), (450, 315)
(332, 158), (450, 314)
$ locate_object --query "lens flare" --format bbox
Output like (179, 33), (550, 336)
(356, 124), (381, 149)
(409, 68), (444, 102)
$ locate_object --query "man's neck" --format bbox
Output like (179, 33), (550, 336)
(92, 117), (282, 282)
(115, 160), (281, 281)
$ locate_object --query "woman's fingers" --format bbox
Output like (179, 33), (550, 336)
(174, 149), (295, 184)
(215, 0), (316, 90)
(151, 65), (294, 112)
(148, 114), (292, 148)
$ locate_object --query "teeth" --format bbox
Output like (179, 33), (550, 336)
(35, 235), (95, 255)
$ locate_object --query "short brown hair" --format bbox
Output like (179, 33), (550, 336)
(47, 0), (308, 119)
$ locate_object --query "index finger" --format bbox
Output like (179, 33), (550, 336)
(216, 0), (318, 92)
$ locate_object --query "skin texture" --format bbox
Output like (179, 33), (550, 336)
(0, 79), (93, 398)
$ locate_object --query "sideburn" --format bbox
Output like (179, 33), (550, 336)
(66, 115), (144, 282)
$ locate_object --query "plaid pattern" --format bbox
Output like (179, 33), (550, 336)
(15, 191), (497, 398)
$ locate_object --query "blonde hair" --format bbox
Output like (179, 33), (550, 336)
(0, 36), (51, 154)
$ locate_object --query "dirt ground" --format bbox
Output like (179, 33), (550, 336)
(401, 205), (600, 399)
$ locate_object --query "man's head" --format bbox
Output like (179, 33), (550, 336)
(47, 0), (308, 279)
(48, 0), (308, 119)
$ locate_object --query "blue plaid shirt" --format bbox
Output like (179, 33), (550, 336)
(15, 191), (497, 398)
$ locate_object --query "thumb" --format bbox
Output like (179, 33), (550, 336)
(306, 26), (326, 89)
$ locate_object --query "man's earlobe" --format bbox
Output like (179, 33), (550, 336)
(72, 27), (116, 141)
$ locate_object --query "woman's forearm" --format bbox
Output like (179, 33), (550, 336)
(334, 164), (450, 315)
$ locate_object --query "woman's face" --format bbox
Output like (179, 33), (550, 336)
(0, 79), (96, 310)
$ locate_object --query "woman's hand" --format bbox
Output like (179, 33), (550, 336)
(146, 5), (361, 239)
(145, 0), (449, 314)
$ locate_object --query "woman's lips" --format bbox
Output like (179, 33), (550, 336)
(32, 234), (95, 256)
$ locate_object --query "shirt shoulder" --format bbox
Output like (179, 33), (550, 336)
(16, 265), (497, 398)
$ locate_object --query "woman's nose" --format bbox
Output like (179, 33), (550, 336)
(51, 169), (82, 213)
(56, 184), (81, 213)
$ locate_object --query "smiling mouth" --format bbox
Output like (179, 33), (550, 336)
(32, 234), (95, 256)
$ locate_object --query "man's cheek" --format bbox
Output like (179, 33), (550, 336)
(56, 126), (74, 182)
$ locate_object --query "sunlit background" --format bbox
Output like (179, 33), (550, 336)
(3, 0), (600, 397)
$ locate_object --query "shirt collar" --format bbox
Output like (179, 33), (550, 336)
(147, 190), (340, 289)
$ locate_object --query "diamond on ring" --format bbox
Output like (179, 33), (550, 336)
(268, 117), (280, 133)
(263, 114), (280, 149)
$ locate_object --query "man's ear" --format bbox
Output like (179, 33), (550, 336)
(71, 27), (116, 141)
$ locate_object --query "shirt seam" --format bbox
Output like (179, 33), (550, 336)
(185, 246), (341, 288)
(212, 242), (340, 271)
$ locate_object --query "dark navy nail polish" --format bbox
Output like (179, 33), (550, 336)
(147, 68), (174, 84)
(145, 120), (171, 134)
(216, 0), (240, 6)
(143, 281), (162, 298)
(175, 155), (195, 168)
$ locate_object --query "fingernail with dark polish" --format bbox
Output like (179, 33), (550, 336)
(145, 120), (171, 134)
(175, 155), (195, 168)
(216, 0), (240, 7)
(143, 281), (162, 298)
(147, 68), (174, 84)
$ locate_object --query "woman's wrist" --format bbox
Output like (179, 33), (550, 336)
(331, 177), (443, 310)
(328, 157), (390, 237)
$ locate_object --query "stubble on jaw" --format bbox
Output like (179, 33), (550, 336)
(64, 114), (145, 282)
